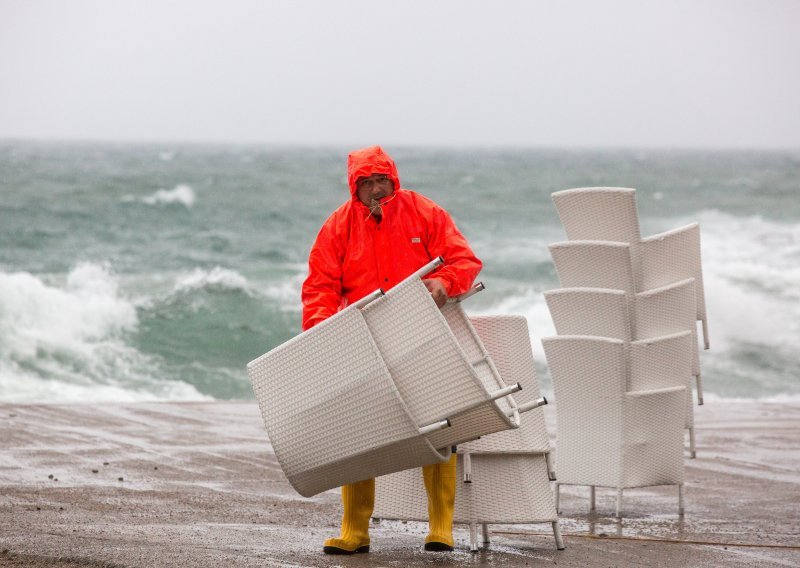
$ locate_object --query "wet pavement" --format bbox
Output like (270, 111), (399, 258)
(1, 401), (798, 567)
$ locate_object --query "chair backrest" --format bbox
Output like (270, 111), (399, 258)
(542, 335), (626, 487)
(549, 240), (635, 295)
(552, 187), (643, 285)
(640, 222), (709, 347)
(551, 187), (641, 243)
(544, 287), (631, 342)
(459, 314), (550, 453)
(629, 331), (694, 427)
(629, 331), (693, 393)
(634, 278), (700, 376)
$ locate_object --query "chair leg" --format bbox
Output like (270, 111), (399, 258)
(695, 373), (704, 406)
(552, 521), (565, 550)
(469, 522), (478, 552)
(689, 427), (697, 459)
(678, 484), (685, 516)
(462, 452), (472, 483)
(615, 488), (623, 518)
(702, 318), (710, 350)
(554, 483), (560, 514)
(481, 523), (490, 546)
(545, 452), (556, 481)
(589, 486), (596, 511)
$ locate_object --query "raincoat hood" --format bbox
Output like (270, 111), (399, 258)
(347, 145), (401, 198)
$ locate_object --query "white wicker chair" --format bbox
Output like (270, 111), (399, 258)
(544, 288), (631, 342)
(247, 258), (522, 497)
(542, 335), (686, 518)
(551, 187), (643, 285)
(548, 240), (636, 299)
(634, 278), (704, 407)
(545, 286), (700, 456)
(641, 223), (710, 350)
(374, 315), (563, 552)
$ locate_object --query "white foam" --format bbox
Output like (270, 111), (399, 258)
(0, 262), (136, 361)
(257, 271), (306, 312)
(129, 184), (196, 207)
(0, 263), (208, 403)
(172, 266), (250, 294)
(688, 210), (800, 352)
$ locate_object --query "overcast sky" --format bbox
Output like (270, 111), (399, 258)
(1, 0), (798, 148)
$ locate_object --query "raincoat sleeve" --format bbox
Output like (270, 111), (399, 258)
(425, 205), (482, 297)
(301, 221), (344, 331)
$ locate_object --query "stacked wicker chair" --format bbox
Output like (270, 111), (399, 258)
(543, 187), (709, 517)
(374, 315), (563, 551)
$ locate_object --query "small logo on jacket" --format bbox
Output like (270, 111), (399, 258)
(411, 237), (421, 243)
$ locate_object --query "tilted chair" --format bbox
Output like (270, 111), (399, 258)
(247, 258), (523, 497)
(374, 315), (563, 552)
(542, 335), (687, 518)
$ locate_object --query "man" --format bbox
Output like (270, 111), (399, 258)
(301, 145), (482, 554)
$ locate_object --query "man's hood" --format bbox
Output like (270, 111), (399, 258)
(346, 146), (401, 198)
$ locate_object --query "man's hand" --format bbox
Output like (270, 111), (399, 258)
(423, 278), (448, 308)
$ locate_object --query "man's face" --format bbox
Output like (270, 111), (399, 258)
(356, 174), (394, 208)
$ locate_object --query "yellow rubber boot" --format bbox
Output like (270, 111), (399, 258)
(422, 453), (457, 551)
(323, 478), (374, 554)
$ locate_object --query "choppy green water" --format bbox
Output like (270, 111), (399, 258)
(1, 141), (799, 402)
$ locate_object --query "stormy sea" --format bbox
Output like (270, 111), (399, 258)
(1, 141), (798, 403)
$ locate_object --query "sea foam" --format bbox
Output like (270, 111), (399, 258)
(0, 263), (208, 403)
(173, 266), (251, 294)
(124, 184), (196, 207)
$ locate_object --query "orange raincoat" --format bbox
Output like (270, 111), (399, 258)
(301, 146), (482, 331)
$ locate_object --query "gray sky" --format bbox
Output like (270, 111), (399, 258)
(1, 0), (799, 148)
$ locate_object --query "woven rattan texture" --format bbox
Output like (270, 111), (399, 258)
(551, 187), (643, 287)
(374, 454), (557, 524)
(634, 278), (701, 377)
(630, 332), (694, 428)
(544, 335), (686, 490)
(552, 187), (641, 244)
(549, 241), (635, 295)
(543, 336), (624, 487)
(440, 302), (514, 418)
(248, 307), (444, 496)
(426, 403), (511, 449)
(362, 278), (487, 426)
(640, 223), (708, 325)
(621, 387), (685, 487)
(456, 454), (557, 523)
(294, 436), (451, 497)
(545, 288), (632, 342)
(459, 316), (550, 454)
